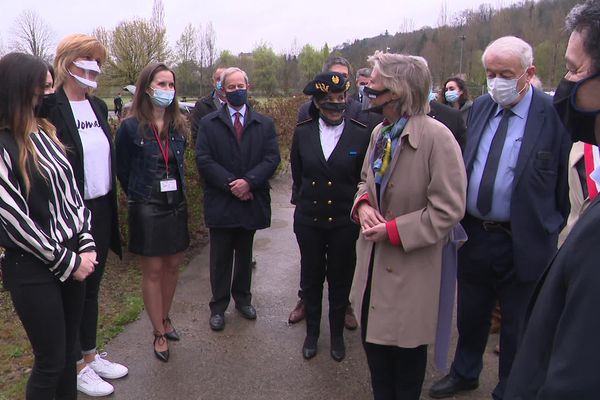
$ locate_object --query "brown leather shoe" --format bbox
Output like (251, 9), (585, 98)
(288, 299), (305, 323)
(344, 305), (358, 330)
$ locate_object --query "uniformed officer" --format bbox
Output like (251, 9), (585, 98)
(290, 71), (370, 362)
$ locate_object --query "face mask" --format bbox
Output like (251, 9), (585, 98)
(149, 88), (175, 108)
(365, 99), (397, 115)
(69, 60), (101, 89)
(34, 93), (57, 118)
(553, 73), (600, 145)
(226, 89), (247, 107)
(363, 86), (390, 100)
(487, 72), (527, 107)
(445, 90), (460, 103)
(320, 102), (346, 113)
(428, 90), (438, 102)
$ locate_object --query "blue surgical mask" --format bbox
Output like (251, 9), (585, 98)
(445, 90), (460, 103)
(226, 89), (247, 107)
(428, 90), (438, 102)
(150, 88), (175, 108)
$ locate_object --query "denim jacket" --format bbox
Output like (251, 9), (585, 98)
(115, 117), (187, 201)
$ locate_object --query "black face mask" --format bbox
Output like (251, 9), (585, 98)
(34, 93), (57, 119)
(319, 101), (346, 112)
(365, 99), (396, 115)
(553, 73), (600, 145)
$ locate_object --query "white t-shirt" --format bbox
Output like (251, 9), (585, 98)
(318, 118), (345, 161)
(69, 100), (111, 200)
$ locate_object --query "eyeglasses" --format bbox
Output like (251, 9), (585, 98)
(363, 86), (390, 100)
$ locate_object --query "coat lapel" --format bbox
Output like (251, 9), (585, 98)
(513, 88), (544, 185)
(56, 89), (84, 158)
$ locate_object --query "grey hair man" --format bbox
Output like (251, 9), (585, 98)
(429, 35), (571, 400)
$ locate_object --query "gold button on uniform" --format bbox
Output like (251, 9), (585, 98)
(328, 217), (333, 222)
(312, 181), (316, 186)
(313, 201), (317, 205)
(327, 200), (332, 205)
(313, 218), (318, 222)
(327, 181), (332, 186)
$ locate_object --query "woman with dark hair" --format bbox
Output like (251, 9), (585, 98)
(115, 62), (190, 362)
(48, 33), (126, 397)
(291, 71), (370, 361)
(0, 52), (96, 400)
(441, 77), (473, 125)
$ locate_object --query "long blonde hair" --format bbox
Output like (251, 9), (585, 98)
(0, 53), (63, 195)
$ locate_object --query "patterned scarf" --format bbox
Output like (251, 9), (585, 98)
(372, 116), (409, 184)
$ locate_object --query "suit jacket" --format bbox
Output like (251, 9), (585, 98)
(350, 115), (467, 347)
(429, 101), (467, 152)
(505, 195), (600, 399)
(291, 118), (370, 228)
(463, 88), (571, 282)
(48, 88), (122, 258)
(190, 91), (220, 144)
(195, 105), (281, 230)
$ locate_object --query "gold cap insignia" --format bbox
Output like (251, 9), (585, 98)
(315, 82), (329, 93)
(332, 75), (340, 84)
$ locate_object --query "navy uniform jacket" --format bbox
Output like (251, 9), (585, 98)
(463, 88), (571, 282)
(195, 105), (280, 230)
(505, 195), (600, 399)
(291, 118), (370, 228)
(429, 101), (467, 152)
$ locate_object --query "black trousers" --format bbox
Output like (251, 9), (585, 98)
(450, 215), (536, 400)
(360, 248), (427, 400)
(294, 223), (358, 338)
(76, 193), (112, 356)
(5, 250), (84, 400)
(208, 227), (256, 315)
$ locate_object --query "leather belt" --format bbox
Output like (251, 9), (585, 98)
(466, 214), (512, 236)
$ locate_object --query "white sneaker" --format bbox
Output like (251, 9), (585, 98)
(77, 365), (114, 397)
(89, 352), (129, 379)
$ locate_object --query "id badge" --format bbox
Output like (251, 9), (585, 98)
(160, 178), (177, 192)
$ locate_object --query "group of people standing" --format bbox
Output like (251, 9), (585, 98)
(2, 1), (600, 399)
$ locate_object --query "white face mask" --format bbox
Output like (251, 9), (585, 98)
(487, 71), (528, 107)
(69, 60), (101, 89)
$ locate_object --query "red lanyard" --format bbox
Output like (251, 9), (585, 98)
(152, 125), (169, 176)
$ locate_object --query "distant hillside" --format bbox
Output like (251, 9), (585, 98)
(336, 0), (582, 91)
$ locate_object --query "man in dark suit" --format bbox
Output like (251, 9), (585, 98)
(196, 67), (281, 332)
(429, 36), (571, 400)
(352, 67), (372, 106)
(190, 67), (226, 144)
(429, 100), (466, 152)
(505, 1), (600, 398)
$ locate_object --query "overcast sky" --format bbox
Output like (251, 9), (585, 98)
(0, 0), (516, 56)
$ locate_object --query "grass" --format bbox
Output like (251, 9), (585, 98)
(0, 96), (298, 398)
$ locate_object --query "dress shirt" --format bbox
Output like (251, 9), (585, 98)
(228, 104), (246, 126)
(467, 86), (533, 221)
(318, 118), (345, 160)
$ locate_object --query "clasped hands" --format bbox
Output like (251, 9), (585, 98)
(72, 251), (98, 281)
(230, 178), (253, 201)
(357, 203), (389, 242)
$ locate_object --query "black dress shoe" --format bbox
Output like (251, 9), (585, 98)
(302, 336), (318, 360)
(429, 373), (479, 398)
(330, 336), (345, 362)
(236, 305), (257, 320)
(209, 314), (225, 331)
(163, 317), (180, 341)
(153, 332), (169, 362)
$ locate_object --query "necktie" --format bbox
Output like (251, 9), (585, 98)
(234, 112), (243, 143)
(477, 109), (513, 216)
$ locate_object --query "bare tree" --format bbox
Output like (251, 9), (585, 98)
(176, 24), (198, 64)
(10, 10), (54, 61)
(152, 0), (165, 28)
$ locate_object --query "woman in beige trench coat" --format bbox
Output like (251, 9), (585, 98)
(351, 52), (467, 400)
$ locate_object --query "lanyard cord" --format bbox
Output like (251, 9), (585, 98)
(152, 124), (169, 177)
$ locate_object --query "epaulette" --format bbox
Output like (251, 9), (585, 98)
(349, 118), (367, 128)
(296, 118), (314, 127)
